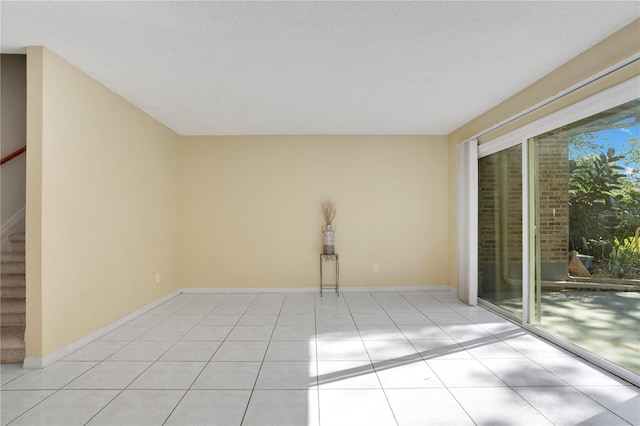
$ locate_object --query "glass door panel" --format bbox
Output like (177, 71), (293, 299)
(530, 99), (640, 374)
(478, 144), (523, 315)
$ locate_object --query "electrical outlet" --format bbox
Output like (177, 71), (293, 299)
(155, 273), (161, 284)
(373, 264), (379, 273)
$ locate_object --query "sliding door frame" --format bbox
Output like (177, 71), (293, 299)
(474, 76), (640, 385)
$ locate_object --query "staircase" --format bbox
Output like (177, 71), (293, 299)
(1, 233), (26, 364)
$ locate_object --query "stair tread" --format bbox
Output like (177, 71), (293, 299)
(1, 313), (26, 326)
(0, 287), (25, 298)
(1, 235), (25, 363)
(0, 252), (25, 262)
(0, 264), (25, 270)
(1, 298), (25, 304)
(1, 350), (25, 364)
(1, 299), (26, 314)
(1, 260), (25, 266)
(0, 327), (25, 349)
(0, 257), (25, 262)
(0, 274), (25, 288)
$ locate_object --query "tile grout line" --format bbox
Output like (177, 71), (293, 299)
(372, 291), (437, 426)
(346, 291), (400, 426)
(3, 387), (61, 425)
(569, 385), (636, 425)
(49, 358), (123, 424)
(314, 292), (322, 426)
(397, 290), (482, 426)
(402, 292), (616, 426)
(4, 291), (637, 426)
(160, 292), (232, 426)
(3, 312), (184, 426)
(469, 301), (630, 422)
(82, 293), (211, 425)
(522, 356), (632, 425)
(238, 293), (285, 426)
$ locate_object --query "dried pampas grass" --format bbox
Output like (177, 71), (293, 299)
(321, 200), (336, 225)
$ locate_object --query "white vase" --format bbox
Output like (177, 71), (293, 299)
(322, 224), (336, 255)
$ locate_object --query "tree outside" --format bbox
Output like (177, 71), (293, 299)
(568, 99), (640, 280)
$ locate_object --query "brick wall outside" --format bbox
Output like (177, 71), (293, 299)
(478, 133), (570, 290)
(506, 146), (523, 265)
(478, 144), (522, 292)
(478, 153), (499, 268)
(536, 129), (570, 267)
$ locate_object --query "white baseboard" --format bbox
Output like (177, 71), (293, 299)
(339, 285), (451, 292)
(181, 287), (317, 294)
(23, 290), (181, 369)
(181, 285), (452, 294)
(23, 285), (455, 369)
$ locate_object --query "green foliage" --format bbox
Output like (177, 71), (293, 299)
(569, 145), (640, 280)
(567, 98), (639, 279)
(596, 235), (640, 279)
(568, 148), (628, 259)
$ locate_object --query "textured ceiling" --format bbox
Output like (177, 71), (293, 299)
(1, 1), (639, 135)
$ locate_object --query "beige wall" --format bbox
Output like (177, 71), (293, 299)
(25, 48), (44, 357)
(24, 48), (450, 359)
(179, 136), (449, 289)
(22, 19), (639, 359)
(446, 19), (640, 288)
(1, 54), (27, 248)
(26, 47), (180, 358)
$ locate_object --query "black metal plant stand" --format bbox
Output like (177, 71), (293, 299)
(320, 253), (339, 296)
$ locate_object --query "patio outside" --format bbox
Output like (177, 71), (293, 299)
(497, 288), (640, 375)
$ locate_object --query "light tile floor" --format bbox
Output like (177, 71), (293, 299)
(1, 290), (639, 426)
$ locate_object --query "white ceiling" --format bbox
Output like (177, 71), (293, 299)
(2, 1), (638, 135)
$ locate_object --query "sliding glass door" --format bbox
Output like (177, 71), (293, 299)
(478, 144), (523, 315)
(476, 83), (639, 379)
(529, 99), (639, 375)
